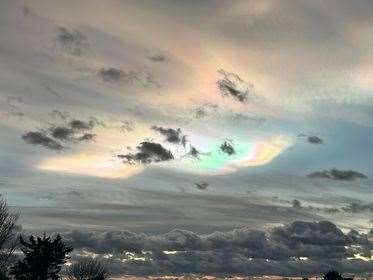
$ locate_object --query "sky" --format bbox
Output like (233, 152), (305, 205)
(0, 0), (372, 276)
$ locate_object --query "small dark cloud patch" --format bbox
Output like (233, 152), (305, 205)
(217, 69), (255, 103)
(98, 68), (161, 88)
(194, 103), (219, 119)
(307, 169), (367, 181)
(194, 181), (209, 190)
(120, 121), (135, 132)
(186, 145), (200, 158)
(69, 119), (94, 130)
(232, 113), (266, 126)
(22, 118), (99, 151)
(118, 142), (174, 164)
(151, 126), (187, 146)
(292, 199), (302, 209)
(148, 54), (166, 63)
(298, 133), (324, 144)
(98, 68), (124, 83)
(307, 135), (323, 144)
(342, 202), (373, 213)
(51, 126), (74, 141)
(220, 140), (235, 155)
(22, 132), (63, 151)
(56, 27), (89, 56)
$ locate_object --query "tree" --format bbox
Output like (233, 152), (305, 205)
(324, 271), (343, 280)
(11, 234), (72, 280)
(66, 258), (109, 280)
(0, 197), (19, 273)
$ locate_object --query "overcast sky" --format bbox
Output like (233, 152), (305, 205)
(0, 0), (372, 276)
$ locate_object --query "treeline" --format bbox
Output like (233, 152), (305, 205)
(0, 197), (109, 280)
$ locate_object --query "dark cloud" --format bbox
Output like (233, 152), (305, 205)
(77, 133), (96, 142)
(292, 199), (302, 209)
(98, 68), (161, 88)
(63, 221), (373, 276)
(186, 145), (200, 158)
(148, 54), (166, 63)
(342, 202), (373, 213)
(51, 126), (74, 141)
(22, 118), (98, 150)
(307, 135), (323, 144)
(194, 103), (219, 119)
(118, 142), (174, 164)
(220, 140), (235, 155)
(98, 67), (124, 83)
(22, 131), (63, 150)
(217, 69), (255, 103)
(69, 119), (94, 130)
(56, 27), (89, 56)
(307, 169), (367, 181)
(194, 181), (209, 190)
(151, 126), (187, 146)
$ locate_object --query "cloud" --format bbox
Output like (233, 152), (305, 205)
(217, 69), (255, 103)
(148, 54), (166, 63)
(151, 126), (187, 146)
(307, 169), (367, 181)
(193, 103), (219, 119)
(22, 131), (63, 150)
(98, 68), (124, 83)
(63, 220), (373, 275)
(55, 27), (89, 56)
(292, 199), (302, 209)
(220, 140), (235, 155)
(307, 135), (323, 144)
(117, 141), (174, 164)
(194, 181), (208, 190)
(98, 68), (161, 88)
(22, 118), (98, 150)
(342, 202), (373, 213)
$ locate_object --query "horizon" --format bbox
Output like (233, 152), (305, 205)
(0, 0), (372, 277)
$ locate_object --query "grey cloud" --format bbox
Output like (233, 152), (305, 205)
(220, 140), (235, 155)
(56, 27), (89, 56)
(194, 181), (208, 190)
(193, 103), (219, 119)
(292, 199), (301, 209)
(63, 221), (373, 275)
(22, 131), (63, 150)
(151, 126), (187, 146)
(117, 141), (174, 164)
(307, 169), (367, 181)
(217, 69), (255, 103)
(307, 135), (323, 144)
(98, 68), (161, 88)
(98, 68), (124, 83)
(148, 54), (166, 63)
(22, 118), (98, 150)
(342, 202), (373, 213)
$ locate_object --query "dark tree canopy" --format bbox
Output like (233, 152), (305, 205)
(324, 271), (343, 280)
(11, 234), (72, 280)
(0, 197), (19, 273)
(66, 257), (108, 280)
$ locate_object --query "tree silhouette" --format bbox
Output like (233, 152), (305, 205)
(66, 257), (109, 280)
(0, 196), (19, 277)
(324, 271), (343, 280)
(11, 234), (72, 280)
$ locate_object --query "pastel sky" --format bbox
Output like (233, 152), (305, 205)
(0, 0), (373, 276)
